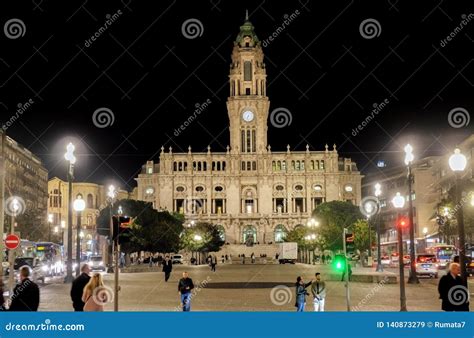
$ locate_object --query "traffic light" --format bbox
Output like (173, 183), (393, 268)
(333, 254), (346, 271)
(345, 233), (355, 256)
(112, 215), (132, 243)
(397, 216), (408, 229)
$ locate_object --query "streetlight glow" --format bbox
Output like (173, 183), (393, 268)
(48, 213), (53, 223)
(64, 142), (76, 164)
(448, 148), (467, 172)
(108, 185), (116, 199)
(392, 192), (405, 209)
(404, 144), (414, 165)
(374, 183), (382, 197)
(73, 195), (86, 212)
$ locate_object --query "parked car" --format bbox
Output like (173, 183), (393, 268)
(88, 256), (105, 271)
(380, 255), (391, 266)
(452, 255), (474, 276)
(171, 254), (184, 264)
(415, 254), (438, 278)
(403, 255), (411, 266)
(6, 257), (47, 284)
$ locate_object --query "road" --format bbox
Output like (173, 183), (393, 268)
(28, 263), (472, 311)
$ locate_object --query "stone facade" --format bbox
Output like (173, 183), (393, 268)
(136, 18), (362, 245)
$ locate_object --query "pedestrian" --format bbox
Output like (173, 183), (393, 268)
(225, 254), (228, 262)
(295, 276), (312, 312)
(251, 252), (256, 264)
(311, 272), (326, 311)
(321, 254), (325, 264)
(9, 266), (40, 311)
(0, 280), (5, 311)
(221, 255), (225, 264)
(162, 255), (173, 282)
(242, 253), (246, 264)
(341, 263), (352, 282)
(438, 263), (470, 311)
(70, 263), (91, 311)
(210, 255), (217, 272)
(149, 255), (153, 267)
(178, 271), (195, 311)
(82, 273), (108, 311)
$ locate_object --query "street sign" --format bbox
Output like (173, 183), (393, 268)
(5, 234), (20, 250)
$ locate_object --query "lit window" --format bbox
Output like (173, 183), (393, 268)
(344, 185), (353, 192)
(313, 184), (322, 192)
(145, 187), (154, 195)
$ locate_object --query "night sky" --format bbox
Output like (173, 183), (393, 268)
(1, 0), (472, 191)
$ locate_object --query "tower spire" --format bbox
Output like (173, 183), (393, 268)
(245, 9), (249, 21)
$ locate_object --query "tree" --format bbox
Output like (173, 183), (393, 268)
(312, 201), (363, 252)
(180, 222), (224, 253)
(14, 209), (49, 242)
(96, 199), (183, 253)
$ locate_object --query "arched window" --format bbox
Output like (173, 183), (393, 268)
(217, 225), (226, 242)
(242, 225), (257, 244)
(274, 224), (287, 243)
(87, 194), (93, 208)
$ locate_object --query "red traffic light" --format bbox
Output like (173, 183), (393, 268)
(397, 217), (408, 228)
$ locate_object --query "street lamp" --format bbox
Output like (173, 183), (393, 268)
(61, 220), (66, 245)
(64, 142), (76, 283)
(392, 192), (407, 311)
(8, 198), (20, 295)
(47, 213), (53, 242)
(404, 144), (419, 284)
(448, 148), (468, 281)
(374, 183), (383, 272)
(73, 194), (85, 276)
(107, 185), (117, 273)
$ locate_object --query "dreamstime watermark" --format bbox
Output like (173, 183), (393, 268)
(440, 14), (474, 47)
(92, 285), (114, 306)
(173, 276), (211, 311)
(173, 99), (211, 136)
(351, 99), (389, 137)
(359, 196), (380, 218)
(2, 99), (34, 131)
(447, 107), (470, 128)
(92, 107), (115, 128)
(4, 196), (26, 217)
(447, 285), (470, 306)
(4, 319), (85, 332)
(1, 278), (32, 310)
(270, 107), (292, 128)
(261, 10), (301, 47)
(181, 18), (204, 39)
(84, 10), (123, 47)
(352, 276), (389, 311)
(270, 285), (292, 306)
(359, 18), (381, 39)
(4, 18), (26, 39)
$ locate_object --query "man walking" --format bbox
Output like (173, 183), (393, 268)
(311, 272), (326, 311)
(70, 264), (91, 311)
(178, 271), (195, 311)
(438, 263), (470, 311)
(9, 266), (40, 311)
(210, 255), (217, 272)
(162, 256), (173, 282)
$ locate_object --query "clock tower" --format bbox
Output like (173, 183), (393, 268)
(227, 12), (270, 154)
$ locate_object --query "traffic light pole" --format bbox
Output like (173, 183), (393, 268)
(397, 214), (407, 311)
(343, 228), (351, 312)
(406, 165), (419, 284)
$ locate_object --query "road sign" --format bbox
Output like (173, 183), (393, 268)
(5, 234), (20, 250)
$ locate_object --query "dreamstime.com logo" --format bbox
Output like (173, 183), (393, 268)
(92, 107), (115, 128)
(359, 18), (381, 39)
(447, 107), (470, 128)
(181, 18), (204, 39)
(270, 285), (292, 306)
(270, 107), (292, 128)
(4, 18), (26, 39)
(2, 99), (34, 132)
(5, 319), (85, 332)
(447, 285), (470, 306)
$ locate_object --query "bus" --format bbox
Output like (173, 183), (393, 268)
(35, 242), (65, 276)
(425, 244), (456, 268)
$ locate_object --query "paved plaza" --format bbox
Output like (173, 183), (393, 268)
(34, 263), (473, 312)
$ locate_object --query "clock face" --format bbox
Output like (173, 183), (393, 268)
(242, 110), (254, 122)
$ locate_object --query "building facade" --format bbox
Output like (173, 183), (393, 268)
(1, 131), (48, 229)
(47, 177), (135, 255)
(362, 134), (474, 253)
(136, 18), (362, 245)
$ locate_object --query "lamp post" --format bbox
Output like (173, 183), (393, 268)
(374, 183), (383, 272)
(64, 142), (76, 283)
(392, 192), (407, 311)
(114, 205), (123, 312)
(404, 144), (419, 284)
(107, 185), (117, 273)
(306, 218), (319, 264)
(61, 220), (66, 245)
(448, 148), (468, 281)
(47, 213), (53, 242)
(73, 194), (85, 277)
(8, 198), (20, 295)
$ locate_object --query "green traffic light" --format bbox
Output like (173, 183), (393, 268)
(336, 261), (342, 269)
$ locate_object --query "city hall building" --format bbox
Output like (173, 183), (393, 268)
(136, 17), (362, 245)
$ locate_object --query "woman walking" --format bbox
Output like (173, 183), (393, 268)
(82, 273), (108, 311)
(295, 276), (312, 312)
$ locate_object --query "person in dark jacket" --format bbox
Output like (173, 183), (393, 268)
(0, 280), (5, 310)
(295, 276), (312, 312)
(70, 264), (91, 311)
(178, 271), (194, 311)
(162, 256), (172, 282)
(9, 266), (40, 311)
(438, 263), (470, 311)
